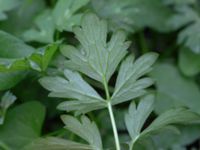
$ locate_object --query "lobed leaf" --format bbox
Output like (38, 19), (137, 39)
(61, 115), (103, 150)
(53, 0), (89, 31)
(61, 13), (130, 83)
(111, 53), (158, 105)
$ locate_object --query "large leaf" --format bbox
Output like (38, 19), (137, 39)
(23, 9), (55, 43)
(92, 0), (172, 33)
(168, 5), (200, 53)
(179, 47), (200, 76)
(61, 13), (130, 83)
(150, 62), (200, 114)
(61, 115), (103, 150)
(23, 137), (93, 150)
(0, 101), (46, 150)
(39, 69), (106, 115)
(0, 0), (20, 20)
(52, 0), (89, 31)
(111, 53), (158, 105)
(0, 30), (34, 90)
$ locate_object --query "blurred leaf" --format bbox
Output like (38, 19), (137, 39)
(0, 101), (46, 150)
(179, 47), (200, 76)
(163, 0), (196, 5)
(168, 6), (200, 53)
(0, 30), (34, 90)
(61, 13), (130, 83)
(150, 62), (200, 114)
(0, 0), (46, 36)
(23, 9), (55, 43)
(0, 91), (16, 124)
(92, 0), (172, 32)
(52, 0), (89, 31)
(39, 69), (106, 115)
(61, 115), (103, 150)
(111, 53), (158, 105)
(23, 137), (93, 150)
(0, 0), (20, 20)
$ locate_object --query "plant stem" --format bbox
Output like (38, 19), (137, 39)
(138, 31), (148, 54)
(102, 77), (121, 150)
(107, 102), (121, 150)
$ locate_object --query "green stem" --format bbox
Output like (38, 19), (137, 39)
(107, 102), (121, 150)
(102, 77), (121, 150)
(0, 141), (10, 150)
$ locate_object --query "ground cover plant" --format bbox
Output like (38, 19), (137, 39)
(0, 0), (200, 150)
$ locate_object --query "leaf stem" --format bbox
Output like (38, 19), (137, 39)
(102, 77), (121, 150)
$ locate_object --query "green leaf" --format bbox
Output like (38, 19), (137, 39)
(125, 94), (200, 148)
(61, 13), (130, 83)
(179, 47), (200, 76)
(0, 91), (16, 125)
(150, 62), (200, 114)
(92, 0), (172, 32)
(0, 0), (20, 20)
(52, 0), (89, 31)
(23, 9), (55, 43)
(0, 43), (58, 72)
(61, 115), (103, 150)
(0, 101), (46, 150)
(125, 94), (154, 142)
(23, 137), (93, 150)
(0, 30), (34, 90)
(168, 6), (200, 53)
(163, 0), (196, 5)
(111, 53), (158, 105)
(39, 69), (106, 114)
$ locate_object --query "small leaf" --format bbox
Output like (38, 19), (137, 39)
(23, 9), (55, 43)
(23, 137), (93, 150)
(39, 69), (106, 114)
(0, 101), (46, 150)
(60, 13), (130, 83)
(61, 115), (103, 150)
(125, 94), (154, 142)
(0, 91), (17, 124)
(52, 0), (89, 31)
(111, 53), (158, 105)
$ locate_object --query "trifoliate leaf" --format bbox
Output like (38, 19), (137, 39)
(92, 0), (172, 33)
(52, 0), (89, 31)
(168, 6), (200, 53)
(61, 115), (103, 150)
(179, 47), (200, 76)
(150, 62), (200, 114)
(0, 91), (16, 125)
(111, 53), (158, 105)
(125, 94), (154, 143)
(0, 0), (20, 20)
(39, 69), (106, 115)
(0, 101), (46, 150)
(23, 137), (93, 150)
(61, 13), (130, 83)
(23, 9), (55, 43)
(125, 95), (200, 149)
